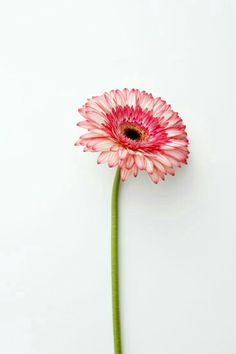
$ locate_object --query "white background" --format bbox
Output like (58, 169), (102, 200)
(0, 0), (236, 353)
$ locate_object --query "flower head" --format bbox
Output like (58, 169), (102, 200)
(75, 88), (189, 183)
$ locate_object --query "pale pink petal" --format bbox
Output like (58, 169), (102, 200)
(110, 145), (120, 152)
(164, 166), (175, 176)
(152, 159), (166, 174)
(155, 154), (172, 167)
(77, 120), (98, 130)
(85, 138), (111, 148)
(144, 156), (154, 174)
(74, 140), (80, 146)
(138, 91), (154, 111)
(165, 149), (188, 162)
(80, 132), (108, 140)
(91, 140), (114, 151)
(120, 168), (132, 182)
(97, 151), (112, 164)
(152, 98), (167, 117)
(108, 152), (119, 167)
(148, 168), (160, 184)
(165, 129), (185, 138)
(134, 154), (145, 170)
(132, 165), (139, 177)
(118, 149), (128, 159)
(125, 155), (135, 169)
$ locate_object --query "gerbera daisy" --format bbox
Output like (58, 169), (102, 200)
(75, 88), (189, 183)
(75, 89), (190, 353)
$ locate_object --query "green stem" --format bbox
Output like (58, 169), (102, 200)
(111, 168), (122, 354)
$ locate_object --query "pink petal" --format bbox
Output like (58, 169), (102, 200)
(120, 168), (132, 181)
(92, 140), (114, 151)
(77, 120), (97, 130)
(118, 149), (128, 159)
(97, 151), (111, 164)
(134, 154), (145, 170)
(155, 154), (172, 167)
(108, 152), (119, 167)
(144, 156), (154, 174)
(125, 155), (134, 169)
(148, 168), (160, 184)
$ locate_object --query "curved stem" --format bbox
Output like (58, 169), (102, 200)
(111, 168), (122, 354)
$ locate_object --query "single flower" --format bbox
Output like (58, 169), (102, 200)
(75, 88), (189, 183)
(75, 89), (190, 353)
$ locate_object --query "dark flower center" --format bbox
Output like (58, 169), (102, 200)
(124, 127), (142, 141)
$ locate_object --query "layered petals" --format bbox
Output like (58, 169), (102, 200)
(76, 88), (189, 183)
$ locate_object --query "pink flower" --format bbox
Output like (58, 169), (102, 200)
(75, 88), (189, 183)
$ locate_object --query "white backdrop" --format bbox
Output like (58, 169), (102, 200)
(1, 0), (236, 353)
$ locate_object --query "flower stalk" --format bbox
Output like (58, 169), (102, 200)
(111, 168), (122, 354)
